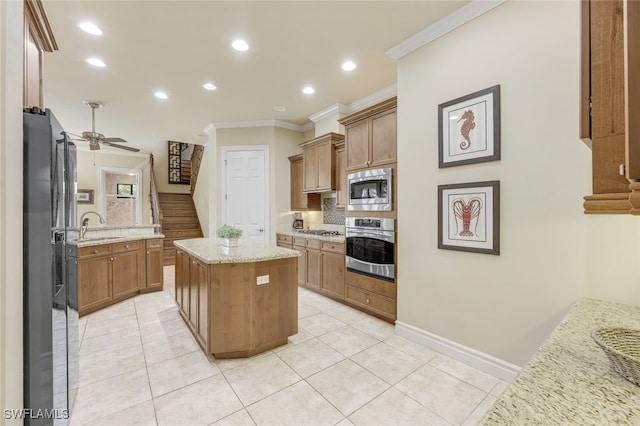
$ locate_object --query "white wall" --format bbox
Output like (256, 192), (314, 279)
(0, 0), (24, 420)
(396, 0), (640, 367)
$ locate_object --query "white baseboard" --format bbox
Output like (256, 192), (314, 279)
(395, 321), (521, 382)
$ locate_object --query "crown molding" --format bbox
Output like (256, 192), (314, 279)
(211, 119), (306, 132)
(308, 103), (349, 123)
(301, 122), (315, 133)
(349, 84), (397, 114)
(386, 0), (506, 60)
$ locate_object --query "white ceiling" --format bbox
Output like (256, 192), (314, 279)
(42, 1), (469, 153)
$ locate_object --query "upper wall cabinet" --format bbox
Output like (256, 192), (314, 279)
(289, 154), (321, 211)
(339, 97), (397, 171)
(300, 132), (345, 193)
(581, 0), (640, 214)
(23, 0), (58, 109)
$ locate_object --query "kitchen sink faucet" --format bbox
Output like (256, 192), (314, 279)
(80, 210), (105, 240)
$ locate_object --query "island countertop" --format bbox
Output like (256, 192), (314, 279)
(174, 238), (300, 264)
(482, 298), (640, 424)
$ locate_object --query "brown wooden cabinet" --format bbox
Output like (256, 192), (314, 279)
(320, 243), (345, 299)
(299, 133), (345, 193)
(340, 98), (397, 171)
(335, 142), (347, 209)
(194, 258), (209, 349)
(306, 246), (321, 292)
(292, 237), (307, 287)
(345, 269), (397, 322)
(582, 0), (640, 214)
(289, 154), (321, 211)
(276, 234), (293, 249)
(78, 251), (112, 313)
(145, 239), (164, 291)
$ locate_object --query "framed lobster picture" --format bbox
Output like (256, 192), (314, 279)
(438, 85), (500, 168)
(438, 180), (500, 255)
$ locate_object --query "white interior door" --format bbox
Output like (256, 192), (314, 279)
(222, 147), (268, 244)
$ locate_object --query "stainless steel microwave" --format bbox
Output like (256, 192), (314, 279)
(347, 168), (392, 211)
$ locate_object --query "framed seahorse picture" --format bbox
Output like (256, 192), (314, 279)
(438, 180), (500, 255)
(438, 85), (500, 168)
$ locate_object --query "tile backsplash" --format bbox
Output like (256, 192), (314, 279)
(322, 196), (345, 225)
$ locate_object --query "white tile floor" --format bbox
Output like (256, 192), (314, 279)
(72, 266), (508, 426)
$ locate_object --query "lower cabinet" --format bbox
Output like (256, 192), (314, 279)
(306, 247), (321, 292)
(145, 239), (164, 291)
(176, 250), (210, 351)
(320, 251), (345, 299)
(78, 238), (164, 316)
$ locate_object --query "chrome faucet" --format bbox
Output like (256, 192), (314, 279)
(80, 211), (105, 240)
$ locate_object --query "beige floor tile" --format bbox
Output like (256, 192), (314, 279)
(299, 312), (347, 337)
(490, 379), (510, 397)
(304, 294), (345, 311)
(79, 327), (141, 357)
(79, 344), (146, 387)
(429, 354), (500, 392)
(335, 419), (355, 426)
(351, 342), (424, 385)
(351, 317), (394, 341)
(307, 359), (390, 416)
(139, 316), (190, 343)
(349, 388), (451, 426)
(142, 329), (200, 365)
(317, 326), (379, 357)
(462, 394), (497, 426)
(298, 302), (321, 319)
(285, 329), (314, 346)
(84, 400), (156, 426)
(224, 353), (302, 405)
(82, 314), (139, 340)
(247, 381), (344, 426)
(213, 350), (273, 372)
(277, 338), (345, 378)
(83, 299), (135, 323)
(154, 375), (242, 426)
(384, 334), (439, 363)
(148, 350), (221, 397)
(136, 306), (181, 325)
(71, 368), (151, 425)
(394, 364), (486, 425)
(211, 409), (256, 426)
(325, 305), (370, 325)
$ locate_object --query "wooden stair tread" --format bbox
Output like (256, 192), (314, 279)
(158, 191), (202, 268)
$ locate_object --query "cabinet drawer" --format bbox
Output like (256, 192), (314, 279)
(79, 244), (111, 259)
(321, 241), (344, 254)
(292, 237), (306, 247)
(306, 238), (321, 249)
(145, 238), (163, 249)
(345, 284), (396, 319)
(345, 270), (396, 299)
(112, 240), (141, 253)
(277, 234), (293, 244)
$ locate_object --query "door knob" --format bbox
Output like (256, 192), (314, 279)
(258, 228), (264, 232)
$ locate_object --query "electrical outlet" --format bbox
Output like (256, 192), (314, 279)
(257, 275), (269, 285)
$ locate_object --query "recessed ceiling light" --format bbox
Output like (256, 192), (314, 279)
(232, 39), (249, 52)
(154, 91), (169, 99)
(85, 57), (106, 68)
(302, 86), (315, 95)
(203, 82), (217, 91)
(274, 106), (287, 112)
(341, 60), (356, 71)
(78, 22), (102, 36)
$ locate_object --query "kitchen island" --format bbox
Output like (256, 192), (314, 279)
(482, 298), (640, 424)
(173, 238), (300, 358)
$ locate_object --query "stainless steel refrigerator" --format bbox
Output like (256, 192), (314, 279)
(23, 108), (78, 426)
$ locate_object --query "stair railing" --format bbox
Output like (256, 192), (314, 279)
(149, 154), (163, 233)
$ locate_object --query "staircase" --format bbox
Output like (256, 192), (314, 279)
(158, 192), (203, 265)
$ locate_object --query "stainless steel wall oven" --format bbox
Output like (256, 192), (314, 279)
(345, 217), (395, 282)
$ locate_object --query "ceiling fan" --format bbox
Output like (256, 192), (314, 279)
(70, 101), (140, 152)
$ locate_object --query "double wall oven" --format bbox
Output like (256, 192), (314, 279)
(345, 217), (395, 283)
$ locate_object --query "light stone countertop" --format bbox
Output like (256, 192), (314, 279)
(77, 234), (164, 248)
(174, 238), (300, 264)
(276, 230), (345, 244)
(482, 298), (640, 425)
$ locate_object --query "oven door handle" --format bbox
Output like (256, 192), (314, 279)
(346, 256), (394, 267)
(346, 230), (394, 243)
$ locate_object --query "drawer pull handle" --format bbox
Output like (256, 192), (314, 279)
(125, 245), (130, 248)
(366, 298), (370, 303)
(147, 250), (150, 255)
(93, 249), (98, 254)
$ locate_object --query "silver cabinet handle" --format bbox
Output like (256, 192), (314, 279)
(192, 260), (197, 265)
(125, 244), (130, 249)
(147, 250), (150, 255)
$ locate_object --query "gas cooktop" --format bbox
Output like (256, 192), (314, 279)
(294, 230), (342, 236)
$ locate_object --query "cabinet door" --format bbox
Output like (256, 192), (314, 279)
(188, 257), (199, 330)
(179, 250), (191, 317)
(320, 251), (344, 299)
(290, 156), (320, 210)
(78, 254), (112, 313)
(346, 120), (370, 170)
(316, 141), (334, 191)
(303, 145), (319, 191)
(370, 109), (397, 167)
(146, 247), (163, 290)
(306, 248), (321, 292)
(112, 250), (141, 299)
(195, 259), (209, 350)
(335, 147), (346, 208)
(295, 246), (307, 287)
(175, 250), (184, 310)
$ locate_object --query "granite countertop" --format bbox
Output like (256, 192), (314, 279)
(482, 298), (640, 425)
(77, 234), (165, 248)
(174, 238), (300, 264)
(277, 230), (345, 244)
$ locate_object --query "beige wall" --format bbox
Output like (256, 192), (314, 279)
(193, 137), (215, 237)
(76, 150), (152, 226)
(150, 141), (191, 194)
(396, 0), (640, 367)
(314, 112), (345, 136)
(0, 0), (24, 421)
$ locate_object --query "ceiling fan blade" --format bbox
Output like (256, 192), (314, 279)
(67, 132), (86, 140)
(103, 142), (140, 152)
(102, 137), (128, 143)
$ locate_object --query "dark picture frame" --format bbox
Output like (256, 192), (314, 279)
(438, 180), (500, 255)
(438, 85), (500, 168)
(76, 189), (94, 205)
